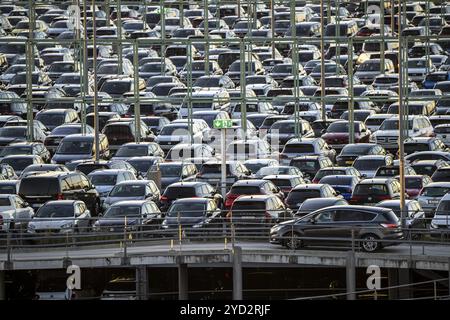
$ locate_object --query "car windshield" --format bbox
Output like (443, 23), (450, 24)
(257, 167), (295, 176)
(159, 125), (187, 136)
(0, 146), (31, 157)
(56, 141), (92, 154)
(0, 127), (26, 138)
(159, 165), (182, 176)
(421, 187), (450, 197)
(89, 174), (117, 186)
(104, 206), (141, 218)
(51, 126), (80, 135)
(0, 185), (15, 194)
(327, 122), (359, 133)
(35, 204), (74, 218)
(109, 184), (145, 197)
(127, 159), (155, 173)
(36, 114), (65, 125)
(115, 145), (148, 157)
(269, 122), (300, 134)
(408, 60), (427, 68)
(379, 119), (414, 130)
(167, 203), (206, 217)
(1, 158), (33, 170)
(102, 81), (131, 94)
(354, 159), (387, 170)
(283, 144), (315, 153)
(291, 160), (318, 171)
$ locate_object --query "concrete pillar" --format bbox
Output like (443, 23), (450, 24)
(398, 269), (411, 299)
(388, 268), (399, 300)
(233, 246), (242, 300)
(346, 251), (356, 300)
(0, 271), (4, 300)
(178, 263), (188, 300)
(135, 266), (149, 300)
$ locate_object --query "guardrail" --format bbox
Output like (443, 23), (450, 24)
(1, 209), (450, 252)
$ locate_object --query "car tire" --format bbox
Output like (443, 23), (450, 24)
(283, 232), (303, 250)
(360, 234), (380, 252)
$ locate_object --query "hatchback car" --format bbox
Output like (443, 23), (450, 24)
(102, 180), (160, 210)
(417, 182), (450, 217)
(284, 184), (339, 211)
(350, 178), (402, 205)
(224, 179), (284, 209)
(27, 200), (92, 234)
(295, 197), (348, 217)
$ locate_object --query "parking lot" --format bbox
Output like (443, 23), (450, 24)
(0, 0), (449, 257)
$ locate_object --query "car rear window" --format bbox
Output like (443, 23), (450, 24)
(19, 177), (60, 195)
(229, 186), (261, 195)
(354, 184), (388, 195)
(76, 164), (109, 175)
(286, 190), (321, 203)
(421, 187), (450, 197)
(232, 201), (266, 212)
(283, 144), (315, 154)
(405, 178), (423, 189)
(0, 185), (15, 194)
(405, 143), (429, 154)
(164, 187), (197, 199)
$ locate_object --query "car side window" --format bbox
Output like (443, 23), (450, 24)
(61, 177), (71, 192)
(80, 175), (91, 189)
(315, 210), (335, 223)
(70, 175), (83, 190)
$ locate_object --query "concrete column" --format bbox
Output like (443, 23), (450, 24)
(0, 271), (4, 300)
(346, 251), (356, 300)
(136, 266), (149, 300)
(388, 268), (399, 300)
(233, 246), (242, 300)
(398, 269), (411, 299)
(178, 263), (188, 300)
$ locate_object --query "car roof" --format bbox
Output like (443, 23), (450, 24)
(110, 200), (149, 206)
(358, 178), (393, 184)
(232, 179), (267, 186)
(292, 184), (325, 190)
(171, 197), (210, 204)
(234, 194), (275, 201)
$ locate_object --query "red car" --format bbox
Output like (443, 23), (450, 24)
(224, 180), (284, 209)
(322, 120), (371, 151)
(397, 175), (433, 199)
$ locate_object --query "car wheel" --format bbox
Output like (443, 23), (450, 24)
(361, 234), (380, 252)
(283, 232), (302, 250)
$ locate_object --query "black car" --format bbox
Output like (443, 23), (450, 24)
(18, 171), (101, 215)
(160, 181), (223, 212)
(336, 143), (387, 167)
(270, 205), (403, 252)
(160, 198), (221, 234)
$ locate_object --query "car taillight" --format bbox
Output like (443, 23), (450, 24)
(376, 195), (391, 200)
(56, 193), (64, 200)
(160, 195), (168, 202)
(381, 223), (398, 229)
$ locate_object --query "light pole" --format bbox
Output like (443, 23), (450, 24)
(398, 0), (406, 228)
(320, 0), (326, 120)
(92, 0), (100, 162)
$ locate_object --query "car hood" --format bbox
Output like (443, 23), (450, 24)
(52, 153), (93, 163)
(104, 196), (146, 205)
(29, 218), (73, 229)
(163, 216), (205, 227)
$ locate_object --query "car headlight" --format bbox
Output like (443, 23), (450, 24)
(270, 225), (282, 233)
(430, 222), (439, 229)
(61, 222), (73, 229)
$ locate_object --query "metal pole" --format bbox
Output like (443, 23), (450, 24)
(239, 38), (247, 140)
(346, 251), (356, 300)
(82, 0), (88, 135)
(135, 266), (149, 300)
(320, 0), (326, 120)
(178, 263), (189, 300)
(26, 0), (35, 142)
(133, 40), (141, 143)
(117, 0), (123, 75)
(271, 0), (275, 59)
(380, 0), (385, 74)
(221, 128), (226, 198)
(204, 0), (210, 75)
(233, 246), (243, 300)
(348, 37), (354, 144)
(93, 0), (100, 162)
(398, 0), (406, 228)
(187, 40), (193, 144)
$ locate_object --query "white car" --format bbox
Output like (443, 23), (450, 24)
(0, 194), (34, 232)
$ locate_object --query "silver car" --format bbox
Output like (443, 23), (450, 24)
(417, 182), (450, 218)
(103, 180), (160, 210)
(431, 193), (450, 234)
(27, 200), (92, 234)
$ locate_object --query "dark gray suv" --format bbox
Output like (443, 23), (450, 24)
(270, 205), (403, 252)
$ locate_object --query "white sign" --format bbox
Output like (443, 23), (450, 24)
(66, 265), (81, 290)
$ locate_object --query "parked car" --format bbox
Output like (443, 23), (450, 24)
(224, 179), (284, 209)
(295, 197), (348, 217)
(0, 194), (34, 232)
(27, 200), (92, 234)
(349, 178), (403, 205)
(284, 184), (339, 211)
(270, 205), (402, 252)
(103, 180), (160, 210)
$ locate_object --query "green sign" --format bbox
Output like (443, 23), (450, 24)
(213, 119), (233, 129)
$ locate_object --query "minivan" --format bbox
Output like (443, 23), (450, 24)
(51, 134), (110, 164)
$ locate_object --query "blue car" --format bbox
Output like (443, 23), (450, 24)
(422, 71), (450, 89)
(318, 175), (361, 200)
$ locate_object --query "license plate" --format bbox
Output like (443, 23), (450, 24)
(429, 199), (440, 204)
